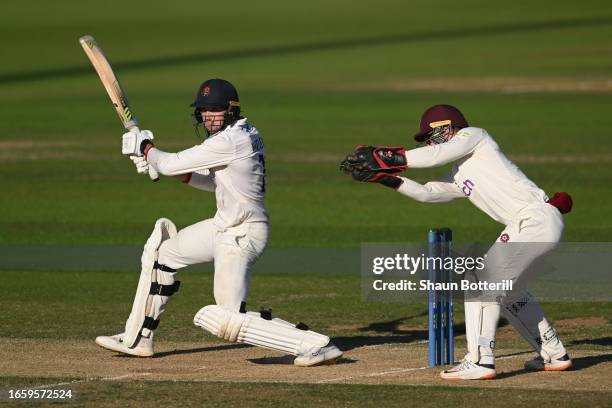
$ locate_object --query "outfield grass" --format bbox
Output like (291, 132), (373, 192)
(1, 91), (611, 245)
(2, 378), (611, 408)
(2, 270), (610, 350)
(1, 0), (611, 405)
(1, 1), (612, 246)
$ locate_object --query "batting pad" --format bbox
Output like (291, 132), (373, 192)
(194, 305), (330, 356)
(123, 218), (178, 348)
(501, 291), (565, 360)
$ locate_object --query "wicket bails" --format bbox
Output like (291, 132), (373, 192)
(428, 228), (454, 367)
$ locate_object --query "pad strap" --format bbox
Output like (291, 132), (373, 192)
(296, 322), (310, 331)
(143, 316), (160, 330)
(373, 174), (403, 189)
(150, 281), (181, 296)
(154, 261), (177, 272)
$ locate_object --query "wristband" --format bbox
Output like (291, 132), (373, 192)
(377, 175), (403, 189)
(140, 139), (155, 156)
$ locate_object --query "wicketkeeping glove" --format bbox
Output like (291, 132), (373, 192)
(340, 145), (407, 188)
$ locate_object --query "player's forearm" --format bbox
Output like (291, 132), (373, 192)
(187, 172), (216, 192)
(404, 146), (456, 168)
(170, 171), (215, 191)
(404, 143), (473, 168)
(405, 130), (482, 168)
(396, 177), (459, 203)
(145, 148), (185, 175)
(145, 148), (206, 176)
(146, 141), (234, 176)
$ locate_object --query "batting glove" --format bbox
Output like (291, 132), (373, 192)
(129, 155), (150, 175)
(122, 129), (154, 156)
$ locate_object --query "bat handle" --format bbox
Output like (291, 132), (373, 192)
(129, 126), (159, 182)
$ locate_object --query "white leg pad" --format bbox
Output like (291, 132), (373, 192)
(501, 291), (567, 360)
(194, 305), (330, 356)
(464, 300), (499, 365)
(123, 218), (178, 348)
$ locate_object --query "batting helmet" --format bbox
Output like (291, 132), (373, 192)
(191, 78), (241, 137)
(414, 105), (468, 142)
(192, 78), (239, 109)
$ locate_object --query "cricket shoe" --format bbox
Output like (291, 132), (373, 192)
(440, 360), (496, 380)
(95, 333), (154, 357)
(294, 342), (343, 367)
(524, 354), (572, 371)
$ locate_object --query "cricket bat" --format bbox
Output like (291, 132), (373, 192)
(78, 35), (159, 181)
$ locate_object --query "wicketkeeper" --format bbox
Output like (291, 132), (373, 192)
(340, 105), (572, 379)
(96, 78), (342, 366)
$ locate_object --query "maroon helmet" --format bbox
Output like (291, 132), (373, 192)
(414, 105), (469, 142)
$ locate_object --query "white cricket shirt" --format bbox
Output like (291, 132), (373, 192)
(146, 118), (269, 228)
(398, 127), (548, 226)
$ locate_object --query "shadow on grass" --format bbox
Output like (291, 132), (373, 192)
(113, 343), (253, 358)
(329, 314), (522, 351)
(2, 16), (612, 84)
(334, 335), (424, 352)
(569, 337), (612, 347)
(331, 314), (469, 351)
(494, 352), (612, 379)
(571, 353), (612, 369)
(247, 355), (357, 365)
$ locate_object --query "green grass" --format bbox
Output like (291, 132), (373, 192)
(1, 91), (611, 245)
(1, 1), (611, 244)
(2, 378), (611, 408)
(2, 270), (610, 350)
(1, 0), (611, 405)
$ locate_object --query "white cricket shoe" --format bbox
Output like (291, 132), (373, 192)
(440, 360), (497, 380)
(294, 342), (343, 367)
(95, 333), (154, 357)
(524, 353), (572, 371)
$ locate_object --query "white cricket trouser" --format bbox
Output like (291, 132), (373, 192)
(157, 219), (269, 311)
(465, 202), (567, 364)
(476, 201), (564, 298)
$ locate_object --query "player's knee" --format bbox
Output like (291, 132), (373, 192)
(213, 288), (246, 312)
(157, 239), (181, 271)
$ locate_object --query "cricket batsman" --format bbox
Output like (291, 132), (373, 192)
(340, 105), (573, 379)
(96, 78), (342, 366)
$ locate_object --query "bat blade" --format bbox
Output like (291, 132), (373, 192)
(79, 35), (159, 181)
(79, 35), (138, 130)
